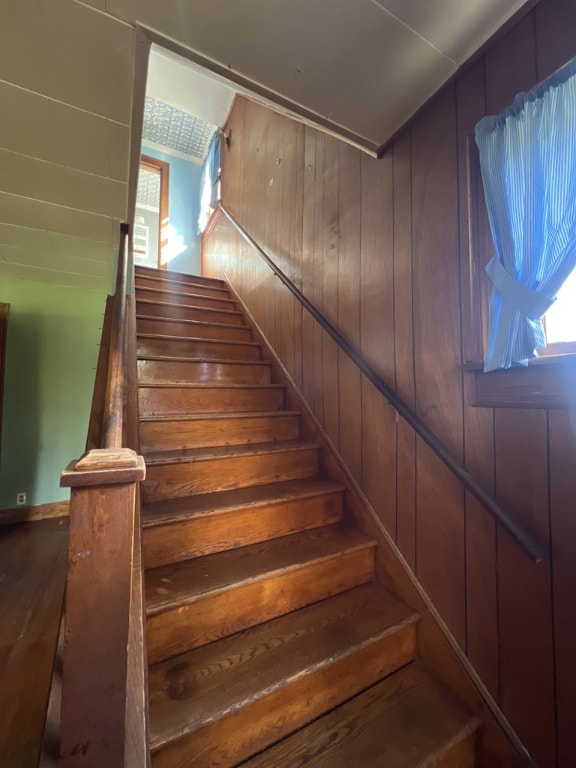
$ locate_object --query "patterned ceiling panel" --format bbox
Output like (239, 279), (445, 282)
(136, 167), (160, 209)
(143, 97), (217, 161)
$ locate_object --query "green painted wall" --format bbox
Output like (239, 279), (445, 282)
(0, 279), (106, 509)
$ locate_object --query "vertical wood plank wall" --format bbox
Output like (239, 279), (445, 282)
(203, 2), (575, 765)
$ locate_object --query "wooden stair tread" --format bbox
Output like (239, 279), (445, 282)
(134, 270), (227, 290)
(239, 663), (480, 768)
(137, 332), (260, 349)
(135, 286), (234, 304)
(139, 410), (300, 423)
(136, 354), (269, 366)
(138, 383), (284, 390)
(143, 439), (319, 465)
(134, 265), (224, 283)
(148, 583), (418, 749)
(142, 477), (345, 527)
(145, 524), (375, 616)
(136, 315), (250, 331)
(137, 297), (239, 312)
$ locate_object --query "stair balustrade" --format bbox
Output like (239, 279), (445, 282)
(57, 223), (149, 767)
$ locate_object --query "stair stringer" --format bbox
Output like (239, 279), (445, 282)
(223, 274), (535, 768)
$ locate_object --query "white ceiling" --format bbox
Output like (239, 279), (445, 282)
(0, 0), (533, 290)
(146, 46), (236, 129)
(110, 0), (533, 150)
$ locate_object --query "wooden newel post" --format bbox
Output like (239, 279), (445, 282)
(59, 448), (146, 767)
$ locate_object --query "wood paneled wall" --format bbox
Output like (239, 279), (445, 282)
(203, 2), (576, 765)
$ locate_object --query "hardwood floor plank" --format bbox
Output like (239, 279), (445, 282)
(0, 519), (68, 768)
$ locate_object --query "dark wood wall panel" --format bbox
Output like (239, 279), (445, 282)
(312, 132), (326, 426)
(207, 4), (576, 761)
(392, 134), (417, 570)
(360, 151), (396, 536)
(495, 410), (556, 768)
(337, 144), (362, 482)
(455, 60), (500, 700)
(410, 86), (466, 648)
(321, 138), (340, 450)
(548, 410), (576, 768)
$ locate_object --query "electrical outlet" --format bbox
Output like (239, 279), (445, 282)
(16, 492), (27, 506)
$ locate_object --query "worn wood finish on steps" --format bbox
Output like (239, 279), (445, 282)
(135, 265), (225, 290)
(136, 316), (252, 341)
(137, 334), (261, 361)
(145, 524), (376, 663)
(240, 663), (479, 768)
(142, 440), (320, 501)
(142, 478), (344, 567)
(137, 358), (271, 386)
(135, 276), (230, 299)
(136, 266), (481, 768)
(135, 286), (237, 311)
(148, 584), (418, 768)
(136, 299), (244, 326)
(140, 411), (301, 452)
(138, 384), (285, 417)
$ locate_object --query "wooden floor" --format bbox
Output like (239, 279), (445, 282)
(0, 518), (68, 768)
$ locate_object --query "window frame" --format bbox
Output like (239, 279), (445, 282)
(462, 136), (576, 410)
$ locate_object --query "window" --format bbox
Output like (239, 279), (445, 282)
(463, 57), (576, 409)
(474, 55), (576, 373)
(538, 264), (576, 355)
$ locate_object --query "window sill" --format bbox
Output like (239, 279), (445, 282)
(464, 354), (576, 409)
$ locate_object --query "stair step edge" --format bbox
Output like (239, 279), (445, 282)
(137, 333), (259, 347)
(141, 479), (346, 527)
(149, 588), (419, 748)
(136, 300), (238, 312)
(145, 525), (376, 616)
(236, 664), (480, 768)
(140, 410), (300, 423)
(137, 355), (269, 366)
(138, 383), (284, 390)
(136, 314), (250, 330)
(143, 440), (320, 465)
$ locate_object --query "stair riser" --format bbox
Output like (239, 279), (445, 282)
(143, 491), (344, 568)
(135, 277), (228, 299)
(140, 414), (301, 452)
(138, 386), (285, 417)
(135, 288), (237, 311)
(433, 737), (477, 768)
(137, 359), (271, 386)
(146, 545), (375, 663)
(150, 622), (416, 768)
(135, 267), (224, 289)
(142, 447), (319, 501)
(136, 301), (243, 326)
(136, 336), (260, 361)
(136, 317), (251, 341)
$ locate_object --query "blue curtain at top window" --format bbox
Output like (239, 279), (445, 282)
(475, 56), (576, 371)
(198, 131), (222, 233)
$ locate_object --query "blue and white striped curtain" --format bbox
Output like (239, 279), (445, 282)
(198, 131), (222, 233)
(475, 56), (576, 371)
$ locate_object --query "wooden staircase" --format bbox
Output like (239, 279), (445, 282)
(134, 264), (480, 768)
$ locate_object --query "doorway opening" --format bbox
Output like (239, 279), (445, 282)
(134, 155), (170, 270)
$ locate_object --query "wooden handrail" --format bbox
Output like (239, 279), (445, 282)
(218, 203), (547, 564)
(58, 222), (149, 767)
(103, 222), (130, 448)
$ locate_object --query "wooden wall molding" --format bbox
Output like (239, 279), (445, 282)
(0, 500), (70, 526)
